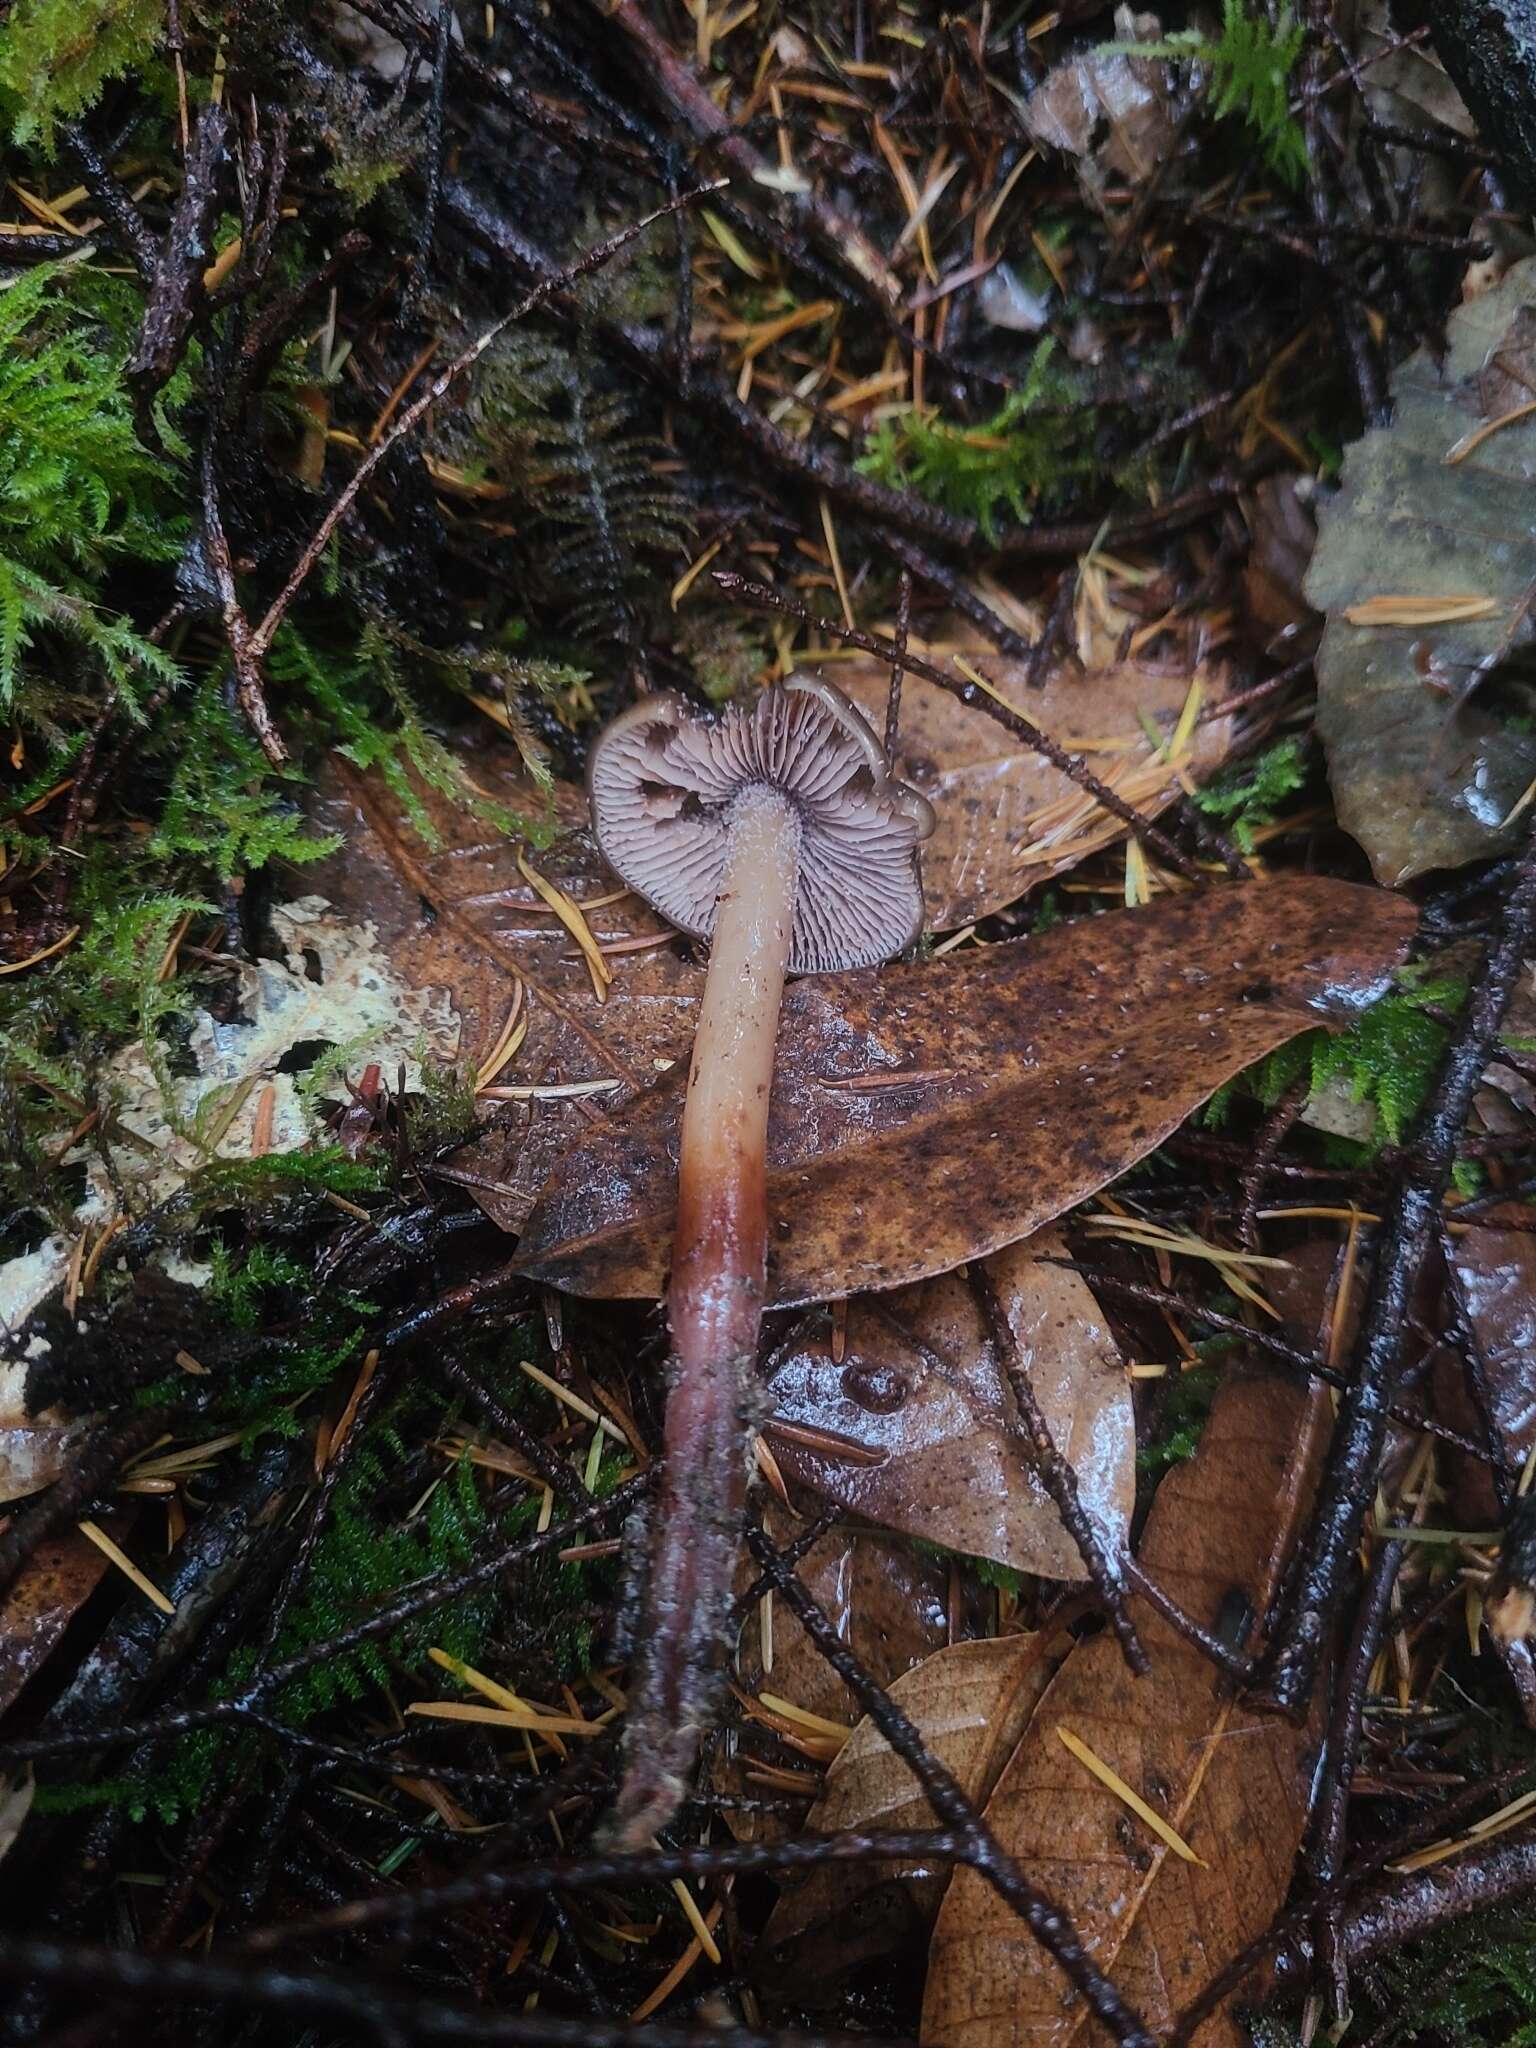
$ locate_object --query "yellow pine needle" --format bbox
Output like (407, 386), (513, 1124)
(1445, 399), (1536, 464)
(1124, 836), (1150, 907)
(1344, 593), (1500, 627)
(407, 1700), (602, 1737)
(631, 1897), (726, 2019)
(518, 1360), (624, 1436)
(819, 493), (855, 630)
(757, 1692), (853, 1741)
(671, 535), (726, 610)
(1056, 1724), (1206, 1866)
(700, 208), (763, 277)
(475, 984), (528, 1091)
(1392, 1786), (1536, 1873)
(428, 1647), (572, 1757)
(0, 925), (80, 975)
(515, 851), (611, 1000)
(78, 1520), (175, 1616)
(663, 1856), (723, 1966)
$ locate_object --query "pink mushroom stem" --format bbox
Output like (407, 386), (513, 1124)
(612, 783), (801, 1847)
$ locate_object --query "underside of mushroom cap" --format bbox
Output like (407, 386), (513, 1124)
(587, 679), (934, 973)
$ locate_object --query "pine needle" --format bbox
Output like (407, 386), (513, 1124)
(1056, 1724), (1206, 1865)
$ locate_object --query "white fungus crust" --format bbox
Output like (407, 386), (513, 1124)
(588, 678), (934, 974)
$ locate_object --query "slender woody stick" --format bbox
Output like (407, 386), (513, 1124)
(971, 1263), (1148, 1674)
(713, 570), (1243, 882)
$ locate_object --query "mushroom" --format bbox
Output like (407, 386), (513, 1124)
(586, 677), (934, 1842)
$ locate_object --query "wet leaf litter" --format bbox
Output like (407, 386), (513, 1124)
(7, 3), (1536, 2045)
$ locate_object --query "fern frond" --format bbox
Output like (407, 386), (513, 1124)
(1113, 2), (1308, 187)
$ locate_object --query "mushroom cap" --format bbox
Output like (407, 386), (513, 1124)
(587, 677), (935, 974)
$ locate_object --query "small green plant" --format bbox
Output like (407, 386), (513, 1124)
(1194, 735), (1309, 852)
(1351, 1911), (1536, 2046)
(1138, 1363), (1219, 1476)
(149, 675), (342, 879)
(856, 340), (1095, 542)
(1205, 968), (1466, 1148)
(0, 262), (185, 709)
(1115, 2), (1309, 188)
(0, 0), (165, 151)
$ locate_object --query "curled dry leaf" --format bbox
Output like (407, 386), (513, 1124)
(764, 1230), (1134, 1578)
(922, 1361), (1333, 2048)
(515, 877), (1416, 1308)
(1307, 257), (1536, 884)
(832, 653), (1233, 931)
(758, 1634), (1065, 1994)
(1021, 9), (1178, 198)
(717, 1505), (977, 1843)
(0, 1357), (83, 1507)
(305, 745), (703, 1231)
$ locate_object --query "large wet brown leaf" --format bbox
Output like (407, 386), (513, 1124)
(833, 656), (1233, 930)
(0, 1530), (112, 1716)
(922, 1352), (1334, 2048)
(764, 1230), (1133, 1578)
(1307, 258), (1536, 884)
(515, 877), (1416, 1308)
(759, 1634), (1063, 1992)
(304, 741), (704, 1230)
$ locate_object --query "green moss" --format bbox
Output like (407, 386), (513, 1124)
(0, 261), (186, 711)
(856, 340), (1096, 542)
(1137, 1364), (1218, 1476)
(0, 0), (166, 152)
(1193, 736), (1309, 853)
(1203, 969), (1467, 1150)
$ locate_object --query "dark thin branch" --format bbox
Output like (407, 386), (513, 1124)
(590, 0), (900, 306)
(713, 571), (1238, 883)
(971, 1262), (1148, 1674)
(0, 1479), (649, 1769)
(885, 565), (911, 765)
(1051, 1261), (1494, 1463)
(1303, 1536), (1404, 2019)
(1255, 817), (1536, 1715)
(248, 181), (722, 661)
(441, 179), (1262, 565)
(0, 1934), (889, 2048)
(880, 530), (1033, 660)
(1121, 1555), (1253, 1681)
(60, 121), (157, 278)
(743, 1522), (1154, 2047)
(1173, 1767), (1536, 2041)
(402, 0), (454, 318)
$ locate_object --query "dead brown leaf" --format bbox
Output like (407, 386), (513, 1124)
(764, 1230), (1134, 1578)
(717, 1505), (980, 1842)
(1021, 13), (1178, 198)
(833, 655), (1232, 930)
(0, 1357), (83, 1507)
(304, 742), (703, 1230)
(759, 1634), (1065, 1990)
(922, 1361), (1333, 2048)
(0, 1530), (112, 1716)
(1438, 1217), (1536, 1527)
(515, 877), (1416, 1308)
